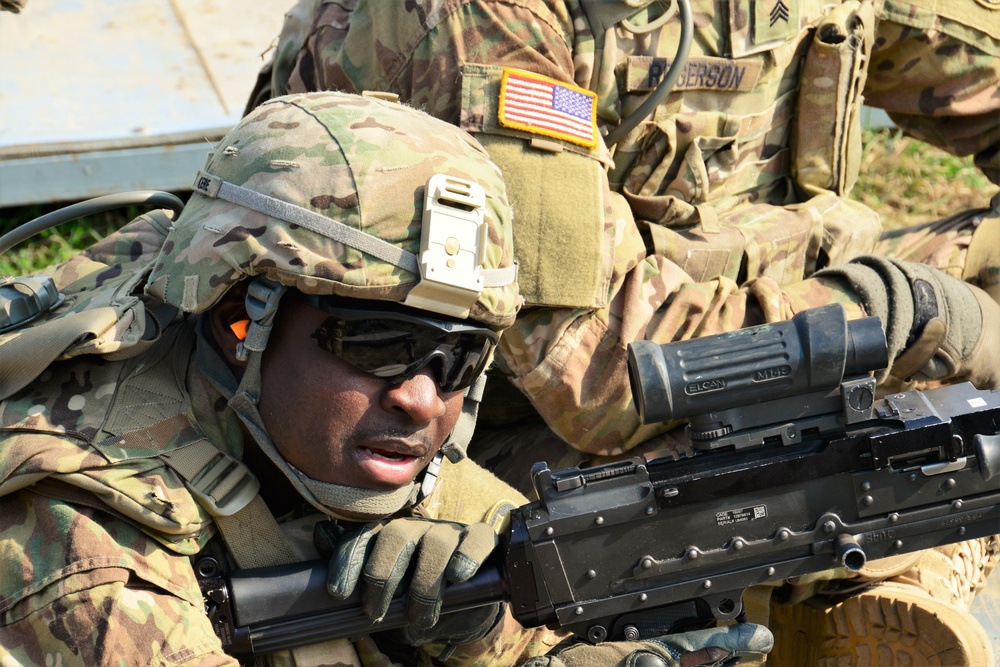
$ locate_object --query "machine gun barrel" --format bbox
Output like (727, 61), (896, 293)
(199, 553), (507, 659)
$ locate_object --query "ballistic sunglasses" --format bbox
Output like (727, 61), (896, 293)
(303, 299), (499, 393)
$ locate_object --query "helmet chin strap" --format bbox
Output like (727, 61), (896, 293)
(440, 368), (488, 463)
(228, 276), (442, 520)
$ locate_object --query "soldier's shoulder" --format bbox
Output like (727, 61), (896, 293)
(427, 456), (527, 529)
(0, 489), (205, 617)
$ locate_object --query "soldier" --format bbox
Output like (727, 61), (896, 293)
(0, 92), (775, 666)
(250, 0), (1000, 664)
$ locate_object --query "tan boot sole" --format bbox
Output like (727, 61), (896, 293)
(767, 583), (994, 667)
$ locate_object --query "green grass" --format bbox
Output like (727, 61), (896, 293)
(1, 129), (997, 276)
(0, 203), (135, 276)
(853, 129), (997, 231)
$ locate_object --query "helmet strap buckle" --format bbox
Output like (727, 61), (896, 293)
(235, 277), (287, 362)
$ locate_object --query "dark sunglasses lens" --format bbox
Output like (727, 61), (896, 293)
(311, 317), (494, 391)
(438, 334), (492, 391)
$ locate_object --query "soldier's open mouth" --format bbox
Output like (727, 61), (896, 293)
(355, 445), (425, 487)
(366, 448), (411, 462)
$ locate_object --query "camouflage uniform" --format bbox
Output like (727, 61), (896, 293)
(0, 92), (566, 666)
(255, 1), (1000, 664)
(260, 0), (1000, 457)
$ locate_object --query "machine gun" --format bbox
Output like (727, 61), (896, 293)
(198, 303), (1000, 661)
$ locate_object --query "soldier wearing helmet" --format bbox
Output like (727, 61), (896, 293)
(251, 1), (1000, 665)
(0, 91), (571, 666)
(0, 91), (778, 667)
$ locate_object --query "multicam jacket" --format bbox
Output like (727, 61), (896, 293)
(0, 218), (563, 666)
(267, 0), (1000, 456)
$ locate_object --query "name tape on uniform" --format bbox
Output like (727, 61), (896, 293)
(625, 56), (763, 93)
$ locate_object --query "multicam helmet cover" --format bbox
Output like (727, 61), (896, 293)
(144, 91), (520, 329)
(0, 92), (520, 539)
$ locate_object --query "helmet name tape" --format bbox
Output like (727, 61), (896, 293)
(404, 175), (488, 319)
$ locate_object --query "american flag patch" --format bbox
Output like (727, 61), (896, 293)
(498, 68), (598, 149)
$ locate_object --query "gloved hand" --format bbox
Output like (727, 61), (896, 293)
(815, 256), (1000, 390)
(316, 517), (502, 645)
(890, 267), (1000, 390)
(521, 623), (774, 667)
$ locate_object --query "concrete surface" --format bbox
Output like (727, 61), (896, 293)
(0, 0), (291, 205)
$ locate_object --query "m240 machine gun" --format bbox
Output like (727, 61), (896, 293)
(199, 304), (1000, 660)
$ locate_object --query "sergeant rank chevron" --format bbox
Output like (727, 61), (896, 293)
(770, 0), (790, 25)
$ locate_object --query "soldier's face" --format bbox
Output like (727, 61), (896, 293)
(257, 299), (465, 491)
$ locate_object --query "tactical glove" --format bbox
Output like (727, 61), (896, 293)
(521, 623), (774, 667)
(815, 256), (1000, 390)
(317, 517), (501, 644)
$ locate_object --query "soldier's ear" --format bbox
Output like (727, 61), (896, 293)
(207, 282), (250, 372)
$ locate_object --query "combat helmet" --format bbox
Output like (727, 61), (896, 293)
(145, 92), (521, 520)
(145, 91), (519, 328)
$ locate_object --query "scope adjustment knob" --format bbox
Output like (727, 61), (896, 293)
(689, 425), (732, 441)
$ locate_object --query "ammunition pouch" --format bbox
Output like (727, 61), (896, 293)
(792, 0), (876, 197)
(592, 0), (882, 286)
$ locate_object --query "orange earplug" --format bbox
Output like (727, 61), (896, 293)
(230, 319), (250, 341)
